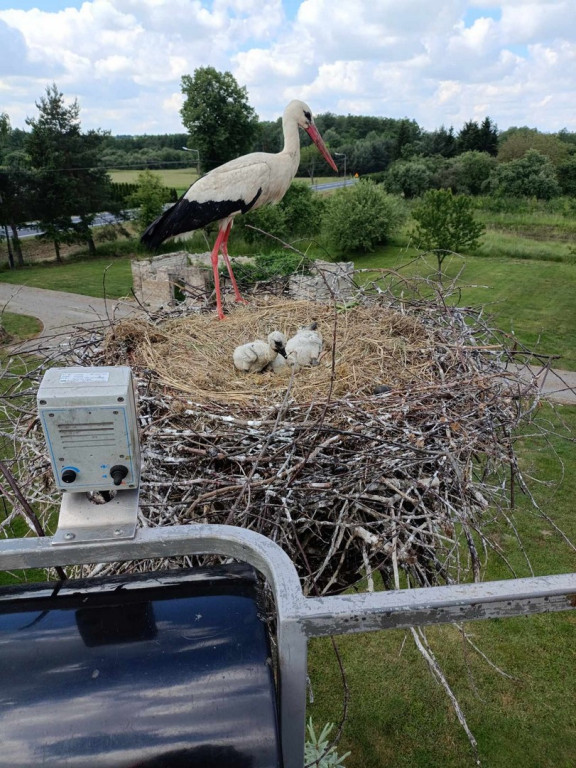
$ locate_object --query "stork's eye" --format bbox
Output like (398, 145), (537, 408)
(304, 110), (312, 122)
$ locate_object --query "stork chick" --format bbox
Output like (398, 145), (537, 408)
(285, 323), (323, 368)
(233, 331), (287, 373)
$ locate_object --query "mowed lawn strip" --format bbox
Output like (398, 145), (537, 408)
(307, 404), (576, 768)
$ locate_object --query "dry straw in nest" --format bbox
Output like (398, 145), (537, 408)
(103, 298), (437, 405)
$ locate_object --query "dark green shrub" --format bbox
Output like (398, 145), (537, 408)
(323, 180), (406, 252)
(491, 150), (560, 200)
(236, 182), (325, 245)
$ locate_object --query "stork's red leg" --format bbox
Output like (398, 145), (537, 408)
(211, 228), (227, 320)
(220, 223), (247, 304)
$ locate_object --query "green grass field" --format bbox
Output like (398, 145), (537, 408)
(108, 167), (333, 194)
(353, 247), (576, 369)
(308, 404), (576, 768)
(0, 256), (133, 299)
(109, 166), (199, 194)
(0, 311), (42, 342)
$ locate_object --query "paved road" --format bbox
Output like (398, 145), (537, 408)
(1, 283), (574, 404)
(0, 283), (141, 352)
(515, 365), (576, 406)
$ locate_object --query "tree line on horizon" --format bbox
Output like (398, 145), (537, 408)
(1, 69), (576, 266)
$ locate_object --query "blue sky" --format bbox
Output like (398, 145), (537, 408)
(0, 0), (574, 135)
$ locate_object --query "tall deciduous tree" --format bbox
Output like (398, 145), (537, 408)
(25, 84), (111, 261)
(180, 67), (258, 172)
(498, 127), (569, 167)
(0, 113), (32, 267)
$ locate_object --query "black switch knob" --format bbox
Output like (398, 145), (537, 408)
(62, 469), (77, 484)
(110, 465), (129, 486)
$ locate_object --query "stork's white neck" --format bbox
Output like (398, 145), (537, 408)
(281, 114), (302, 174)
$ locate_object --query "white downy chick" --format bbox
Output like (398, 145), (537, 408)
(285, 322), (323, 368)
(233, 331), (287, 373)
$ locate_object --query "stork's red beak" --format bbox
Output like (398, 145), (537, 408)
(306, 124), (338, 172)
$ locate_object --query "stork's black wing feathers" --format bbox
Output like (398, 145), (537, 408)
(140, 189), (262, 250)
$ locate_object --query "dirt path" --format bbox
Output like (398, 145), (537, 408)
(1, 283), (575, 405)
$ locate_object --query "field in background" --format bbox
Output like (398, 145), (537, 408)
(109, 166), (199, 194)
(108, 167), (335, 194)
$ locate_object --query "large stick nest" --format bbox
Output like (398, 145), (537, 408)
(1, 271), (542, 595)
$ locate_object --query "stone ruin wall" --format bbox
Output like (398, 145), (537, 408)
(131, 252), (356, 310)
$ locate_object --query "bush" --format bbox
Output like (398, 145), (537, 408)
(385, 159), (435, 198)
(323, 179), (406, 252)
(237, 182), (325, 245)
(231, 249), (312, 286)
(411, 189), (485, 267)
(129, 170), (174, 233)
(491, 150), (560, 200)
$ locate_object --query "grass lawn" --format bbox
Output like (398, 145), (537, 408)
(308, 405), (576, 768)
(353, 246), (576, 370)
(108, 168), (338, 195)
(1, 311), (42, 342)
(0, 256), (134, 299)
(109, 166), (200, 195)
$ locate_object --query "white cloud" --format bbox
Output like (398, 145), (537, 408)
(0, 0), (574, 134)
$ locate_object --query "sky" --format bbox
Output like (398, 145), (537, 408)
(0, 0), (575, 137)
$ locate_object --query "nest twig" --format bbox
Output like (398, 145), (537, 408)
(0, 267), (554, 596)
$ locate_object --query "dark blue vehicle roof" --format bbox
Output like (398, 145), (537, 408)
(0, 564), (281, 768)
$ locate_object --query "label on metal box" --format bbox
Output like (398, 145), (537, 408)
(59, 372), (110, 383)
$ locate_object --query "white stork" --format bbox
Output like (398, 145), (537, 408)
(141, 100), (338, 319)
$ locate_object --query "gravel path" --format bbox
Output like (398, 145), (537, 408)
(1, 283), (575, 404)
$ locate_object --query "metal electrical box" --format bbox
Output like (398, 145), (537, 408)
(37, 366), (141, 492)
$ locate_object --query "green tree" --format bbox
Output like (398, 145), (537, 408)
(411, 189), (485, 268)
(0, 165), (36, 267)
(385, 159), (435, 198)
(557, 157), (576, 196)
(418, 126), (457, 158)
(0, 112), (9, 144)
(477, 117), (499, 155)
(498, 127), (569, 167)
(26, 84), (111, 260)
(457, 120), (481, 153)
(445, 151), (497, 195)
(180, 67), (258, 172)
(130, 170), (173, 234)
(456, 117), (498, 156)
(0, 113), (34, 267)
(492, 149), (560, 199)
(323, 180), (406, 253)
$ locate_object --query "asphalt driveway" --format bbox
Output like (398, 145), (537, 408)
(0, 283), (141, 352)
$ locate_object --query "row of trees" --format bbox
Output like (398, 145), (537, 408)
(2, 70), (576, 268)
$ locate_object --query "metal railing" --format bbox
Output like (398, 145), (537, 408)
(1, 524), (574, 768)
